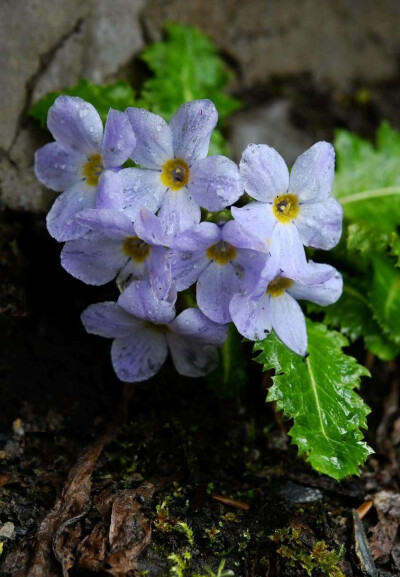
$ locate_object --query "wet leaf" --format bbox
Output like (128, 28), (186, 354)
(310, 276), (400, 361)
(76, 484), (155, 577)
(370, 255), (400, 345)
(334, 122), (400, 234)
(253, 319), (372, 480)
(140, 22), (240, 123)
(28, 433), (111, 577)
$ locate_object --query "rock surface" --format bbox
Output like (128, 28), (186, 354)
(0, 0), (145, 211)
(143, 0), (400, 90)
(228, 99), (313, 165)
(1, 0), (400, 211)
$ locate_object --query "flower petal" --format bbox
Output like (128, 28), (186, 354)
(289, 142), (335, 202)
(112, 330), (168, 382)
(239, 143), (289, 202)
(118, 279), (176, 324)
(252, 253), (280, 298)
(47, 95), (103, 155)
(158, 189), (201, 237)
(231, 203), (275, 248)
(102, 109), (137, 168)
(116, 259), (146, 291)
(197, 261), (239, 323)
(75, 208), (135, 240)
(296, 198), (343, 249)
(81, 302), (138, 338)
(269, 222), (307, 279)
(169, 250), (209, 291)
(126, 108), (173, 169)
(289, 263), (343, 306)
(46, 182), (96, 242)
(189, 155), (243, 211)
(134, 209), (167, 247)
(146, 246), (173, 300)
(269, 293), (307, 356)
(169, 222), (221, 251)
(169, 308), (228, 345)
(95, 170), (125, 211)
(230, 292), (272, 341)
(167, 335), (219, 377)
(61, 234), (127, 285)
(233, 248), (269, 291)
(169, 99), (217, 164)
(222, 219), (267, 252)
(119, 168), (166, 221)
(34, 142), (84, 192)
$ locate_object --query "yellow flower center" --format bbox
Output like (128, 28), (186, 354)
(161, 158), (190, 190)
(122, 236), (150, 263)
(206, 241), (237, 265)
(83, 153), (103, 187)
(273, 193), (299, 223)
(266, 276), (293, 297)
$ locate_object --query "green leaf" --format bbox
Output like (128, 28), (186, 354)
(334, 123), (400, 234)
(140, 23), (241, 123)
(346, 222), (390, 255)
(208, 325), (247, 398)
(364, 332), (400, 361)
(314, 278), (371, 343)
(310, 277), (400, 361)
(253, 320), (372, 480)
(345, 221), (400, 267)
(29, 79), (135, 128)
(390, 234), (400, 266)
(370, 255), (400, 344)
(330, 122), (400, 357)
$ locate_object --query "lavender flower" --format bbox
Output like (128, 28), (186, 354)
(81, 281), (228, 382)
(232, 143), (343, 277)
(230, 259), (343, 356)
(61, 208), (171, 296)
(35, 96), (136, 242)
(120, 100), (243, 236)
(169, 220), (268, 324)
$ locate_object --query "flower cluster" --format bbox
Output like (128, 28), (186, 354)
(35, 96), (343, 382)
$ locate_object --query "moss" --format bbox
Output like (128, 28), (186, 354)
(193, 559), (235, 577)
(270, 526), (345, 577)
(204, 526), (221, 541)
(220, 512), (241, 523)
(175, 522), (194, 546)
(104, 440), (140, 478)
(168, 551), (192, 577)
(154, 498), (176, 533)
(154, 499), (194, 546)
(237, 529), (251, 552)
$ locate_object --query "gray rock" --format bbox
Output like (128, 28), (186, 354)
(279, 481), (323, 504)
(0, 0), (88, 152)
(83, 0), (146, 83)
(0, 129), (53, 212)
(0, 0), (146, 212)
(143, 0), (400, 90)
(0, 522), (15, 539)
(3, 0), (400, 212)
(33, 0), (146, 100)
(229, 100), (313, 165)
(32, 26), (87, 104)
